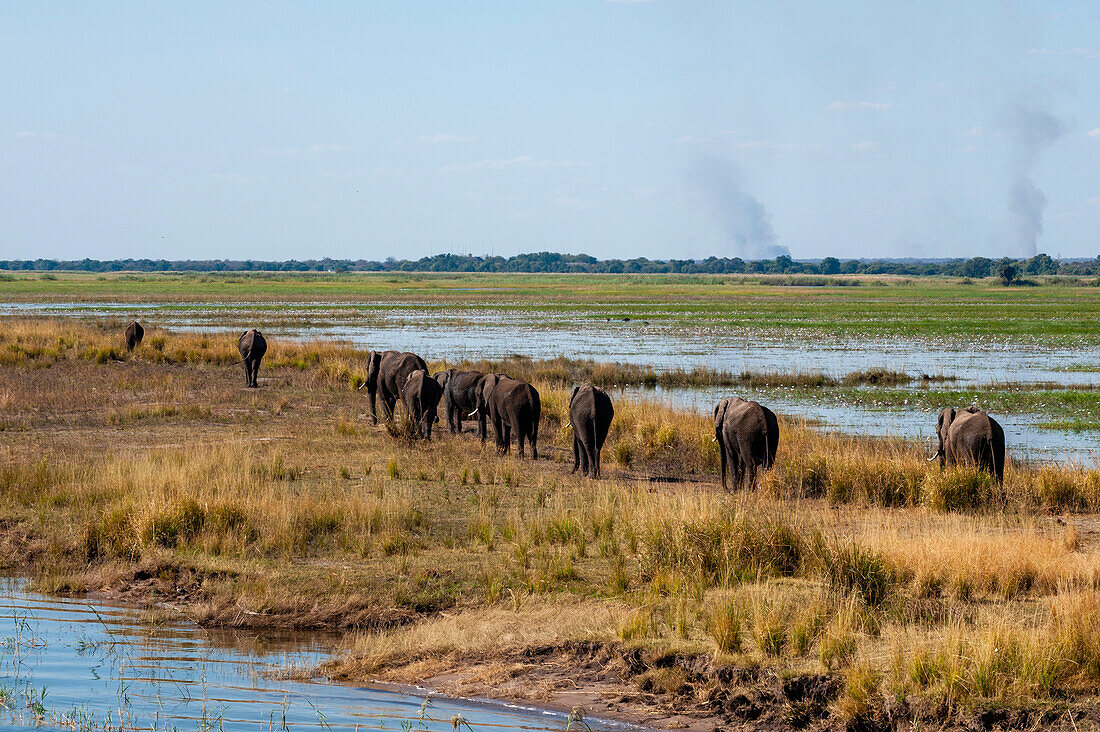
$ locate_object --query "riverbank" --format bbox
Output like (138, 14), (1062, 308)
(3, 318), (1100, 729)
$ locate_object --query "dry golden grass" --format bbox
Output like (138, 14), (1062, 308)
(4, 316), (1100, 720)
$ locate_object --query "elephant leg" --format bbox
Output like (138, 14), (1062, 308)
(718, 439), (728, 489)
(252, 361), (260, 387)
(572, 435), (581, 474)
(241, 361), (251, 387)
(503, 424), (512, 454)
(368, 388), (378, 425)
(517, 427), (526, 458)
(529, 422), (538, 461)
(585, 422), (599, 478)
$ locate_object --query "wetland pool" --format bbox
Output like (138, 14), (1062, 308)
(0, 580), (628, 732)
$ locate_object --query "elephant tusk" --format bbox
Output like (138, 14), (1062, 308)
(357, 381), (368, 390)
(711, 437), (717, 443)
(564, 421), (571, 430)
(926, 453), (941, 462)
(468, 409), (478, 417)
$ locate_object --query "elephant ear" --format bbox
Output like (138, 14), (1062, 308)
(366, 351), (380, 383)
(569, 385), (580, 407)
(714, 398), (729, 433)
(937, 407), (956, 439)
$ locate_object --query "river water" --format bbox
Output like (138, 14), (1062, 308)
(2, 301), (1097, 465)
(0, 580), (625, 732)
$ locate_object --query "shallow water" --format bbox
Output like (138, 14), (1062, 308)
(3, 301), (1098, 386)
(3, 301), (1096, 464)
(0, 580), (627, 731)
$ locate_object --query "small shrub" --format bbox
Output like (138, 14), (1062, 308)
(709, 598), (743, 654)
(609, 555), (629, 594)
(921, 466), (994, 512)
(618, 610), (653, 642)
(612, 441), (633, 467)
(824, 544), (896, 607)
(143, 498), (205, 548)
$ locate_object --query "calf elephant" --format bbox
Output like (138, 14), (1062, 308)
(435, 368), (485, 435)
(714, 397), (779, 490)
(237, 329), (267, 388)
(930, 407), (1005, 484)
(124, 321), (144, 351)
(361, 350), (428, 424)
(569, 384), (614, 478)
(403, 370), (444, 439)
(482, 376), (540, 458)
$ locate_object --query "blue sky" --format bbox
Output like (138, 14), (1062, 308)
(2, 1), (1097, 261)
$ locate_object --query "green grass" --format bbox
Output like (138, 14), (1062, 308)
(775, 385), (1100, 423)
(1036, 419), (1100, 432)
(2, 271), (1099, 342)
(1054, 364), (1100, 373)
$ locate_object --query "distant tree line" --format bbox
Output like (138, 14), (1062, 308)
(0, 252), (1097, 277)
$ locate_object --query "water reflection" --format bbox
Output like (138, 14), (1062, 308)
(0, 581), (624, 731)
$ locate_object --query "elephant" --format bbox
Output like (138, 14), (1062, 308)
(568, 384), (614, 478)
(434, 368), (485, 435)
(480, 375), (540, 458)
(929, 407), (1005, 484)
(403, 370), (444, 439)
(361, 350), (428, 424)
(473, 373), (511, 443)
(237, 329), (267, 388)
(713, 397), (779, 490)
(124, 321), (144, 351)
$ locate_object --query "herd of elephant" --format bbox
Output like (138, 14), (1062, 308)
(123, 321), (1008, 487)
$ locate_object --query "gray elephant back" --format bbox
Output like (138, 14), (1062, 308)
(238, 329), (267, 358)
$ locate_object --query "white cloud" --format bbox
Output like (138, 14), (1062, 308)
(1026, 47), (1100, 59)
(732, 140), (818, 152)
(957, 126), (985, 138)
(674, 135), (695, 144)
(826, 101), (892, 112)
(437, 156), (591, 174)
(959, 145), (977, 153)
(259, 144), (350, 155)
(1087, 128), (1100, 137)
(15, 130), (62, 139)
(850, 140), (879, 151)
(419, 133), (473, 143)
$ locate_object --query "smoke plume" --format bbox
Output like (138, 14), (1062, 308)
(691, 156), (789, 259)
(1004, 101), (1066, 257)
